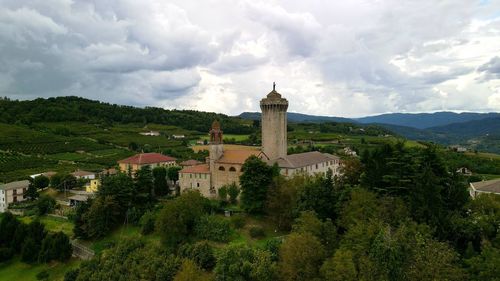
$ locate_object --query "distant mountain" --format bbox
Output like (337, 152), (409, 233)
(355, 112), (500, 129)
(238, 112), (355, 123)
(428, 116), (500, 137)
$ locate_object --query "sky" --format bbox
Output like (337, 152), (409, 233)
(1, 0), (500, 117)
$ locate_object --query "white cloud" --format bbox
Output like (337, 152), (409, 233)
(0, 0), (500, 117)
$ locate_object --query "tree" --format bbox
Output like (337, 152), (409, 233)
(227, 183), (240, 204)
(36, 195), (56, 216)
(168, 166), (182, 186)
(194, 215), (232, 242)
(153, 166), (169, 196)
(38, 231), (72, 263)
(135, 165), (155, 205)
(218, 185), (228, 202)
(320, 249), (357, 281)
(174, 259), (212, 281)
(33, 175), (50, 190)
(156, 191), (209, 249)
(82, 196), (121, 238)
(60, 174), (78, 191)
(50, 173), (63, 189)
(214, 244), (275, 281)
(178, 241), (216, 270)
(98, 173), (134, 215)
(466, 245), (500, 281)
(296, 172), (338, 220)
(278, 232), (325, 281)
(25, 181), (39, 201)
(240, 156), (275, 214)
(21, 237), (39, 263)
(266, 175), (301, 231)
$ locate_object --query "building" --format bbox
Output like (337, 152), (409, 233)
(30, 171), (57, 179)
(71, 170), (96, 180)
(85, 179), (101, 193)
(118, 153), (177, 174)
(469, 178), (500, 198)
(139, 131), (160, 136)
(456, 167), (472, 176)
(179, 159), (203, 167)
(0, 180), (30, 213)
(179, 84), (341, 198)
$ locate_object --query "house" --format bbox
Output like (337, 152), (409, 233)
(274, 151), (341, 177)
(68, 194), (90, 207)
(344, 147), (357, 156)
(469, 178), (500, 198)
(172, 134), (185, 139)
(139, 131), (160, 136)
(0, 180), (30, 213)
(99, 168), (118, 177)
(450, 145), (467, 153)
(179, 164), (212, 197)
(118, 153), (177, 174)
(30, 171), (56, 179)
(71, 170), (95, 180)
(85, 179), (101, 193)
(456, 167), (472, 176)
(179, 159), (202, 166)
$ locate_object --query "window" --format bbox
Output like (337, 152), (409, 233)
(219, 166), (225, 171)
(190, 174), (192, 179)
(197, 183), (200, 187)
(229, 167), (236, 172)
(315, 164), (318, 169)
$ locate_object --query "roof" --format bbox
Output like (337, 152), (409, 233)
(179, 164), (211, 174)
(100, 168), (118, 175)
(216, 150), (263, 164)
(71, 170), (95, 177)
(179, 159), (202, 166)
(470, 178), (500, 194)
(274, 151), (340, 169)
(118, 153), (176, 165)
(0, 180), (30, 191)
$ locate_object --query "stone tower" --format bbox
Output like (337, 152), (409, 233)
(209, 120), (223, 173)
(260, 83), (288, 160)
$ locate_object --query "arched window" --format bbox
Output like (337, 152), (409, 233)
(229, 167), (236, 172)
(219, 166), (225, 171)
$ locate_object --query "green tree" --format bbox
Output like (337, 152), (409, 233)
(278, 232), (325, 281)
(153, 166), (169, 196)
(33, 175), (50, 190)
(98, 173), (134, 215)
(240, 156), (275, 214)
(50, 173), (63, 189)
(25, 181), (39, 201)
(21, 237), (39, 263)
(227, 183), (240, 204)
(168, 166), (182, 185)
(36, 195), (56, 216)
(178, 241), (216, 270)
(174, 259), (212, 281)
(194, 215), (232, 242)
(82, 196), (121, 238)
(156, 191), (209, 249)
(214, 244), (276, 281)
(320, 249), (357, 281)
(466, 245), (500, 281)
(218, 185), (228, 202)
(135, 165), (155, 205)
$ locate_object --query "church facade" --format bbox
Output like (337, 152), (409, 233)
(179, 86), (341, 198)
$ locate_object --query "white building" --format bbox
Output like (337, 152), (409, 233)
(469, 178), (500, 198)
(0, 180), (30, 213)
(71, 170), (95, 180)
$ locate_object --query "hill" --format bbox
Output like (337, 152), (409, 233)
(238, 112), (354, 123)
(428, 116), (500, 137)
(355, 111), (500, 129)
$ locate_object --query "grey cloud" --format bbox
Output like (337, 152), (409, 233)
(478, 56), (500, 78)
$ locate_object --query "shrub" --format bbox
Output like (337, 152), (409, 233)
(231, 215), (246, 229)
(0, 247), (14, 262)
(36, 195), (56, 216)
(140, 211), (156, 235)
(36, 270), (49, 281)
(64, 269), (79, 281)
(194, 215), (232, 242)
(249, 226), (265, 238)
(178, 241), (216, 270)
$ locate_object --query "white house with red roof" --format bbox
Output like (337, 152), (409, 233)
(118, 153), (176, 174)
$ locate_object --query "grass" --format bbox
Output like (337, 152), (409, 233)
(18, 215), (74, 237)
(199, 134), (250, 142)
(191, 144), (260, 152)
(0, 257), (80, 281)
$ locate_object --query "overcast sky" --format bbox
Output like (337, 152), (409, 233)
(1, 0), (500, 117)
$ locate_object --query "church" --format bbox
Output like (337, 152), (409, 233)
(179, 85), (341, 198)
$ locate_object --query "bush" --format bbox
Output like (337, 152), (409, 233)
(36, 270), (49, 281)
(140, 211), (156, 235)
(36, 195), (56, 216)
(64, 269), (79, 281)
(249, 226), (265, 238)
(0, 247), (14, 262)
(230, 215), (246, 229)
(178, 241), (216, 270)
(194, 215), (232, 242)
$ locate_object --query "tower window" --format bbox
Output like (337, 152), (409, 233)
(229, 167), (236, 172)
(219, 166), (225, 171)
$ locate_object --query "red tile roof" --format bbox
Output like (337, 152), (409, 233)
(216, 150), (264, 164)
(179, 164), (210, 174)
(118, 153), (176, 165)
(179, 159), (202, 166)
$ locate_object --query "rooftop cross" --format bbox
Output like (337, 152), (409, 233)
(273, 82), (276, 91)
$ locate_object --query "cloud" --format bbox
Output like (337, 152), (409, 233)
(0, 0), (500, 117)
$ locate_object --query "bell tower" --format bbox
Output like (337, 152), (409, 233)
(209, 120), (224, 172)
(260, 83), (288, 160)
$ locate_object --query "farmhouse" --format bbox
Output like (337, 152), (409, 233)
(71, 170), (95, 180)
(179, 84), (341, 198)
(0, 180), (30, 213)
(118, 153), (177, 174)
(469, 178), (500, 198)
(139, 131), (160, 136)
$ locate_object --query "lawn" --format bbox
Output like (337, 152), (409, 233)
(19, 215), (74, 237)
(0, 257), (80, 281)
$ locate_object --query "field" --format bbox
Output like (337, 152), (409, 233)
(0, 258), (80, 281)
(19, 215), (74, 237)
(191, 144), (261, 152)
